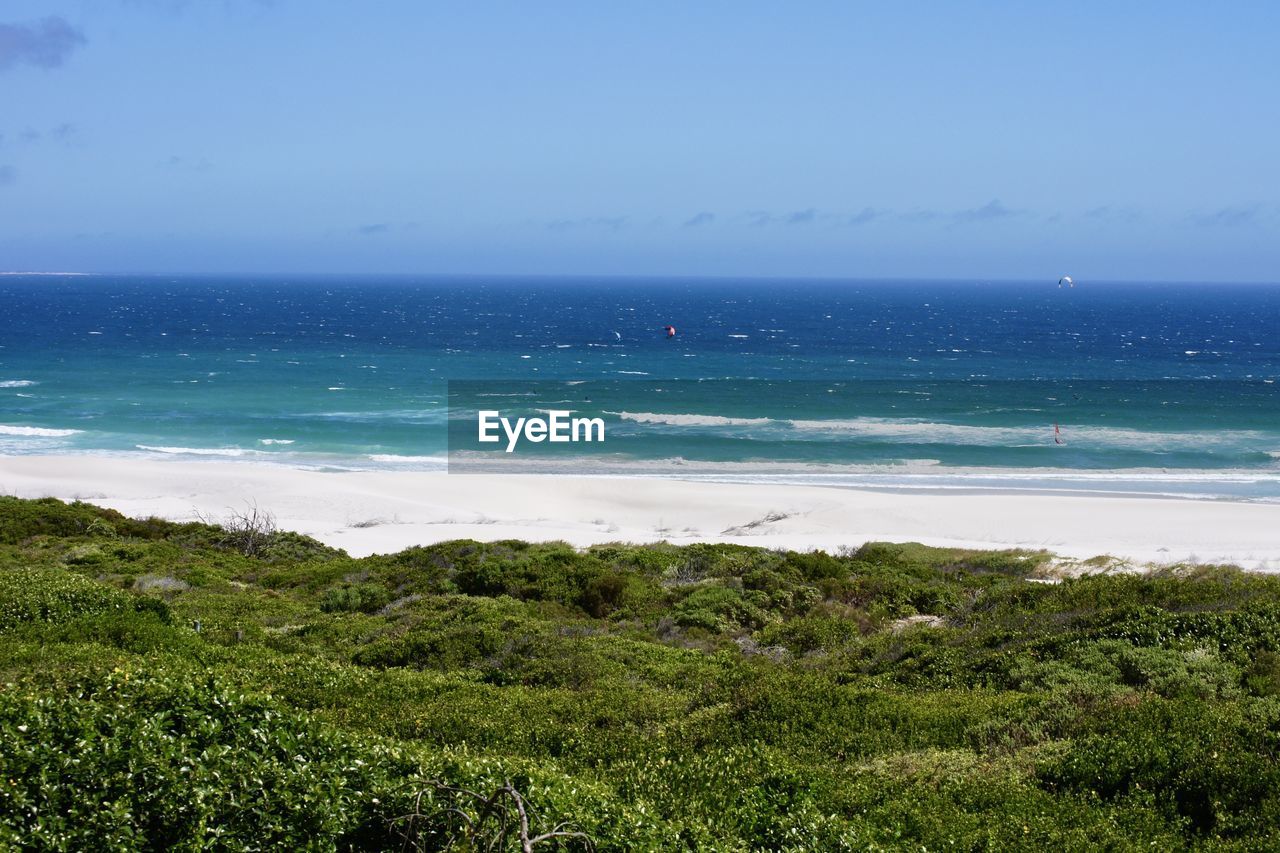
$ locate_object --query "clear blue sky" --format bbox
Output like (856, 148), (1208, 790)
(1, 1), (1277, 280)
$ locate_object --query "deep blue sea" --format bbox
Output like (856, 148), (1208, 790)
(2, 275), (1279, 499)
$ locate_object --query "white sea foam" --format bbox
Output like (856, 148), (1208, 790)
(0, 380), (37, 388)
(259, 439), (295, 445)
(606, 412), (1272, 450)
(300, 409), (447, 422)
(136, 445), (261, 457)
(366, 454), (448, 466)
(609, 411), (773, 427)
(446, 452), (1280, 494)
(0, 424), (82, 437)
(788, 419), (1267, 450)
(785, 418), (1057, 445)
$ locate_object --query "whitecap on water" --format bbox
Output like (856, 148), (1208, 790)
(136, 445), (262, 457)
(0, 424), (82, 437)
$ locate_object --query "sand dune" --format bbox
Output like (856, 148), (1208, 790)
(2, 455), (1279, 570)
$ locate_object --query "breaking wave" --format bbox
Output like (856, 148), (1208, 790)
(608, 411), (1271, 450)
(136, 445), (263, 457)
(0, 424), (82, 437)
(608, 411), (773, 427)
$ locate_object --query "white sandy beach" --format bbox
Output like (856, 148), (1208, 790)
(3, 455), (1280, 570)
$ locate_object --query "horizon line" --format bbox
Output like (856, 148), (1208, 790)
(4, 270), (1280, 286)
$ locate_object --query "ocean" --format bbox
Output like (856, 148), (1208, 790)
(2, 275), (1279, 500)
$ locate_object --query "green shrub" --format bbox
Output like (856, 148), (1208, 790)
(262, 530), (346, 563)
(755, 612), (862, 654)
(0, 496), (184, 544)
(1040, 698), (1280, 840)
(0, 671), (416, 850)
(320, 582), (394, 614)
(1244, 650), (1280, 696)
(0, 569), (135, 631)
(0, 497), (124, 544)
(781, 549), (847, 581)
(673, 584), (771, 633)
(579, 572), (628, 617)
(4, 496), (1280, 849)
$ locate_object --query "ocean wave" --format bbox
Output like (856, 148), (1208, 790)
(784, 418), (1064, 445)
(606, 412), (1273, 450)
(295, 409), (447, 422)
(259, 438), (295, 445)
(136, 445), (263, 457)
(0, 380), (37, 388)
(366, 454), (448, 465)
(792, 419), (1269, 450)
(609, 411), (773, 427)
(0, 424), (82, 437)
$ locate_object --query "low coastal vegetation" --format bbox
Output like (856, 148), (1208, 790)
(3, 495), (1280, 849)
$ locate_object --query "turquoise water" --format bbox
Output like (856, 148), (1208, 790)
(2, 275), (1278, 499)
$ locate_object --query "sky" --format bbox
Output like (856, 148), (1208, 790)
(0, 1), (1277, 281)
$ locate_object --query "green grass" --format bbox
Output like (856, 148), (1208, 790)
(2, 495), (1279, 849)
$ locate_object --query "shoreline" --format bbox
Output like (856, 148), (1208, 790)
(6, 442), (1280, 500)
(3, 454), (1280, 570)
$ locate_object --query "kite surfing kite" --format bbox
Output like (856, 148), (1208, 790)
(1058, 275), (1075, 288)
(1054, 423), (1065, 445)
